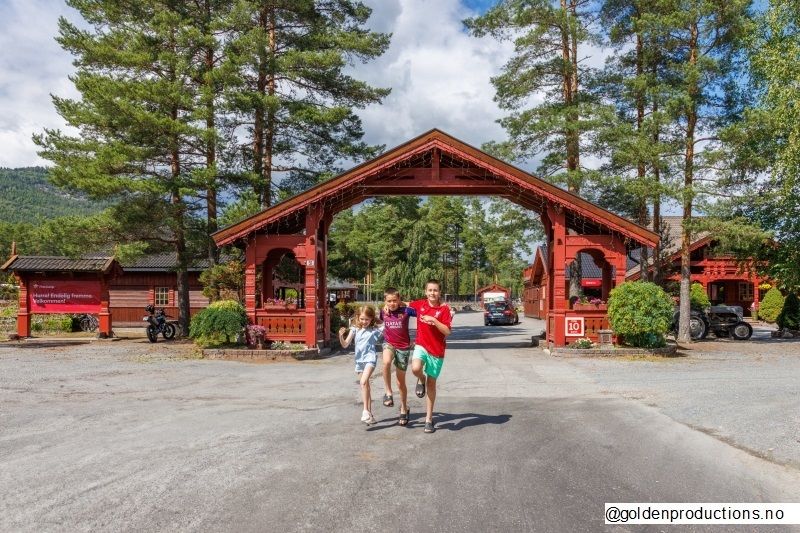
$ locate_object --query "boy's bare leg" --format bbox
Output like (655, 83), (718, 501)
(395, 368), (408, 413)
(381, 348), (393, 400)
(360, 365), (375, 414)
(411, 358), (425, 387)
(425, 376), (436, 422)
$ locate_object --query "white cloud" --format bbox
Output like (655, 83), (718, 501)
(0, 0), (523, 170)
(0, 0), (80, 167)
(354, 0), (514, 153)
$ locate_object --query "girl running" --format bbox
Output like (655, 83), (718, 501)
(339, 306), (383, 425)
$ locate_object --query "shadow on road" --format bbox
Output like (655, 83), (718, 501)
(368, 411), (512, 432)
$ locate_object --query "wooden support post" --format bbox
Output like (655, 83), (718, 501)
(98, 277), (112, 337)
(304, 207), (322, 348)
(547, 204), (567, 347)
(601, 262), (612, 300)
(245, 236), (257, 324)
(16, 274), (30, 338)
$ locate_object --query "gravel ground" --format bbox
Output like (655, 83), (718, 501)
(2, 318), (800, 531)
(562, 325), (800, 468)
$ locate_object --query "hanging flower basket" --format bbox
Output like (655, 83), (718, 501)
(573, 303), (607, 311)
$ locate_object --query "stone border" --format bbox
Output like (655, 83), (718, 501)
(203, 347), (322, 362)
(546, 342), (679, 358)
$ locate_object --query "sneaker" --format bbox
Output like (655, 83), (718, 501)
(361, 410), (370, 422)
(364, 413), (377, 425)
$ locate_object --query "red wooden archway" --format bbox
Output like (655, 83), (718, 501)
(213, 129), (658, 348)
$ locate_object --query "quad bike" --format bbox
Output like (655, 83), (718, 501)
(672, 306), (753, 341)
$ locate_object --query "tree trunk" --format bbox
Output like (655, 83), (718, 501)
(678, 21), (699, 344)
(205, 35), (218, 264)
(262, 6), (276, 209)
(635, 28), (650, 279)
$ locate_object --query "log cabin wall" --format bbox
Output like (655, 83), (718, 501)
(109, 271), (209, 325)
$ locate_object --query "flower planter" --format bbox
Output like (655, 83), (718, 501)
(572, 303), (607, 311)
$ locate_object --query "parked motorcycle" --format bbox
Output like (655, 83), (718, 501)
(143, 304), (176, 343)
(672, 305), (753, 341)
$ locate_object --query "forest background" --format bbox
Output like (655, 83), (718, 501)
(0, 0), (798, 337)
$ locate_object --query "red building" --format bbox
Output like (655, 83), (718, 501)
(627, 216), (767, 316)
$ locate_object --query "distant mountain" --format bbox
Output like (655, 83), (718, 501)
(0, 167), (107, 224)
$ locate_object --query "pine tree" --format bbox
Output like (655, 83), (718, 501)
(222, 0), (391, 207)
(34, 0), (213, 334)
(466, 0), (612, 297)
(653, 0), (751, 342)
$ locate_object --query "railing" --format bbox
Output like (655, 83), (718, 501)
(255, 307), (304, 342)
(254, 307), (328, 344)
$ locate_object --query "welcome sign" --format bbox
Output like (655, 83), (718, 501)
(29, 280), (102, 313)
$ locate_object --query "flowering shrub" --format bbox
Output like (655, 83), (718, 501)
(570, 337), (594, 349)
(589, 297), (604, 305)
(245, 325), (267, 347)
(264, 297), (298, 306)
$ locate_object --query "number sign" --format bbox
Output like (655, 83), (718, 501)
(565, 316), (585, 337)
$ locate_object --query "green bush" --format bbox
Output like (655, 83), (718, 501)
(758, 287), (784, 323)
(607, 281), (674, 348)
(777, 292), (800, 331)
(31, 314), (74, 333)
(189, 300), (248, 347)
(690, 282), (710, 309)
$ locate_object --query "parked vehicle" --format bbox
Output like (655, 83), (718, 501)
(143, 304), (176, 343)
(672, 306), (752, 340)
(484, 302), (519, 326)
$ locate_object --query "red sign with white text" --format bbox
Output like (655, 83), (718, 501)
(565, 316), (585, 337)
(581, 279), (602, 288)
(29, 280), (102, 313)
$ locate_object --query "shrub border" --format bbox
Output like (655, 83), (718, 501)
(203, 347), (325, 362)
(546, 342), (679, 358)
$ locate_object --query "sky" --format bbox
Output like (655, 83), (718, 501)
(0, 0), (514, 169)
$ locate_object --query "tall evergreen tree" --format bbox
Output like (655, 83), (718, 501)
(222, 0), (391, 207)
(712, 0), (800, 291)
(654, 0), (751, 342)
(595, 0), (681, 283)
(34, 0), (212, 334)
(466, 0), (611, 297)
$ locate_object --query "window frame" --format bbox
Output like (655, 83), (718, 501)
(154, 287), (170, 306)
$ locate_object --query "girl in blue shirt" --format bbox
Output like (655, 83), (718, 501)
(339, 305), (383, 425)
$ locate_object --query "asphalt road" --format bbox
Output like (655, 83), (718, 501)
(1, 312), (799, 532)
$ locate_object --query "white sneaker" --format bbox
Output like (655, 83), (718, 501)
(361, 410), (370, 422)
(364, 413), (376, 425)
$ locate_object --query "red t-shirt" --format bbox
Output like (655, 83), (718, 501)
(409, 299), (453, 358)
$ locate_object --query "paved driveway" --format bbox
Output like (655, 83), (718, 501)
(1, 312), (799, 532)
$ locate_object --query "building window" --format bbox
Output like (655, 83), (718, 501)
(739, 282), (754, 302)
(155, 287), (170, 306)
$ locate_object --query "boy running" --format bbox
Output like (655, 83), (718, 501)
(379, 287), (416, 426)
(408, 279), (453, 434)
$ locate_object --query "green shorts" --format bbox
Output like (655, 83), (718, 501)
(383, 343), (412, 371)
(412, 345), (444, 379)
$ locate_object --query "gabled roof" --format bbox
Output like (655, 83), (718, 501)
(477, 283), (510, 295)
(1, 255), (118, 274)
(213, 129), (659, 248)
(121, 252), (232, 272)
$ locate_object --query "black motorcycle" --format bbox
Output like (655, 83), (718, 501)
(143, 305), (177, 343)
(672, 306), (753, 341)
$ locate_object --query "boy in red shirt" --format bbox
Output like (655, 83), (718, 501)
(408, 279), (453, 434)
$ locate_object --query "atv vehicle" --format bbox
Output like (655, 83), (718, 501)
(672, 305), (753, 341)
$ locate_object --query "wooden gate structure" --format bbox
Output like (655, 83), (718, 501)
(212, 130), (659, 348)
